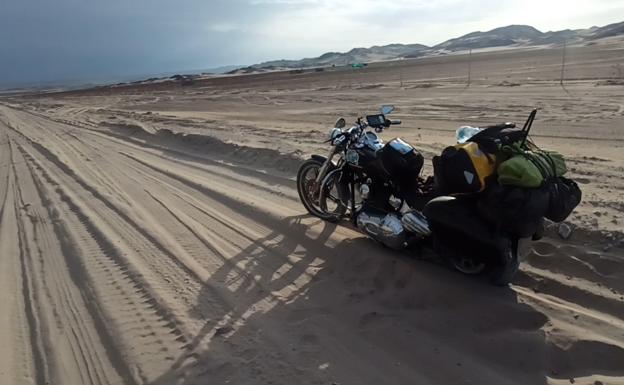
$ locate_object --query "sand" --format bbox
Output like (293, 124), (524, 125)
(0, 38), (623, 385)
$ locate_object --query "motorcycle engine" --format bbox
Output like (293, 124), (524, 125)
(401, 210), (431, 238)
(357, 210), (405, 250)
(361, 180), (393, 211)
(356, 180), (431, 249)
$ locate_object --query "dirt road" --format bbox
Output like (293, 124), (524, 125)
(1, 104), (623, 385)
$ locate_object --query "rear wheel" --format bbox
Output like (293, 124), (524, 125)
(450, 256), (486, 275)
(490, 238), (520, 286)
(433, 236), (486, 275)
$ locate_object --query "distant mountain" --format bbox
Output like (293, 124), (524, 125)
(591, 21), (624, 39)
(229, 44), (429, 74)
(240, 43), (429, 71)
(432, 22), (624, 51)
(532, 29), (586, 45)
(431, 24), (617, 50)
(202, 64), (247, 74)
(434, 25), (543, 50)
(230, 21), (624, 74)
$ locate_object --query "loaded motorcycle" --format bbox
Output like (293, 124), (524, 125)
(296, 105), (545, 285)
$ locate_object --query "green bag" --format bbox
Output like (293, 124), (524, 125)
(497, 143), (567, 188)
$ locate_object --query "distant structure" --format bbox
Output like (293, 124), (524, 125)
(468, 48), (472, 86)
(560, 40), (567, 85)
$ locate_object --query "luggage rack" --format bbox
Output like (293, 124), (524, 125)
(465, 108), (538, 153)
(520, 108), (538, 147)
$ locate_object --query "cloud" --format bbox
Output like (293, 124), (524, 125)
(0, 0), (622, 86)
(210, 23), (240, 33)
(250, 0), (514, 56)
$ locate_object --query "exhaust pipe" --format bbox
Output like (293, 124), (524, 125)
(401, 211), (431, 238)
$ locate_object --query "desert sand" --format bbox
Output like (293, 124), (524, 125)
(0, 38), (623, 385)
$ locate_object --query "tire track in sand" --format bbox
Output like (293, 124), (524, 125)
(15, 142), (191, 383)
(1, 115), (196, 383)
(10, 141), (130, 385)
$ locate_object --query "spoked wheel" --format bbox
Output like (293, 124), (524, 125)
(297, 159), (324, 217)
(297, 159), (344, 221)
(318, 170), (348, 222)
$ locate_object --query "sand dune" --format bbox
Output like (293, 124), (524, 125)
(1, 40), (623, 385)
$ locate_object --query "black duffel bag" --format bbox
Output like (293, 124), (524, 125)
(544, 177), (582, 222)
(478, 183), (550, 238)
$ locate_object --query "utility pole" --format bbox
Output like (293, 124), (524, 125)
(467, 48), (472, 86)
(560, 40), (566, 86)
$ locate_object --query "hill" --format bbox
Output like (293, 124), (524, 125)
(229, 21), (624, 74)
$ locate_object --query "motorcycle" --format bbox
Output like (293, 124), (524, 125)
(297, 105), (537, 285)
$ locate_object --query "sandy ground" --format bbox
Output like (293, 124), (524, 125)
(0, 39), (623, 385)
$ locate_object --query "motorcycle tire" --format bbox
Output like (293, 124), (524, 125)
(450, 256), (486, 275)
(317, 169), (348, 222)
(433, 236), (486, 275)
(490, 238), (520, 286)
(297, 158), (345, 221)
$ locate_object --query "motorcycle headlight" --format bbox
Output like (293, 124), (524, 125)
(328, 127), (342, 140)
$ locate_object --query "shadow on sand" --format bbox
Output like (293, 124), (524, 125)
(107, 122), (624, 384)
(99, 122), (624, 385)
(146, 205), (624, 385)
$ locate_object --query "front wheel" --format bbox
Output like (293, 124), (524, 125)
(297, 158), (344, 221)
(318, 170), (348, 222)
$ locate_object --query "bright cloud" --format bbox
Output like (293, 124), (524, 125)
(1, 0), (623, 86)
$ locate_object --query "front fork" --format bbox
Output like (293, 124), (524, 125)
(314, 147), (337, 188)
(350, 176), (357, 225)
(322, 164), (358, 224)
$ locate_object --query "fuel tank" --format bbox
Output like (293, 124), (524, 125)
(356, 137), (424, 185)
(379, 138), (424, 184)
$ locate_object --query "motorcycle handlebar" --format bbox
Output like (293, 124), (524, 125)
(355, 116), (400, 132)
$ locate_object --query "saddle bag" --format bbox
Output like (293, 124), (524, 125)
(497, 144), (567, 188)
(433, 142), (496, 194)
(544, 177), (582, 222)
(478, 183), (550, 238)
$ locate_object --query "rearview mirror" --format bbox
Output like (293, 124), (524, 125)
(335, 117), (346, 128)
(380, 105), (395, 115)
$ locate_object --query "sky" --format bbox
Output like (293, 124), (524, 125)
(1, 0), (623, 87)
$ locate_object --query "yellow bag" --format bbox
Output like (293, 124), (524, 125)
(433, 142), (497, 194)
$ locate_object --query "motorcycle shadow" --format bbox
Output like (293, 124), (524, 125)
(150, 214), (620, 385)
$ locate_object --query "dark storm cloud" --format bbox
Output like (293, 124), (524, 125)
(0, 0), (280, 86)
(1, 0), (622, 87)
